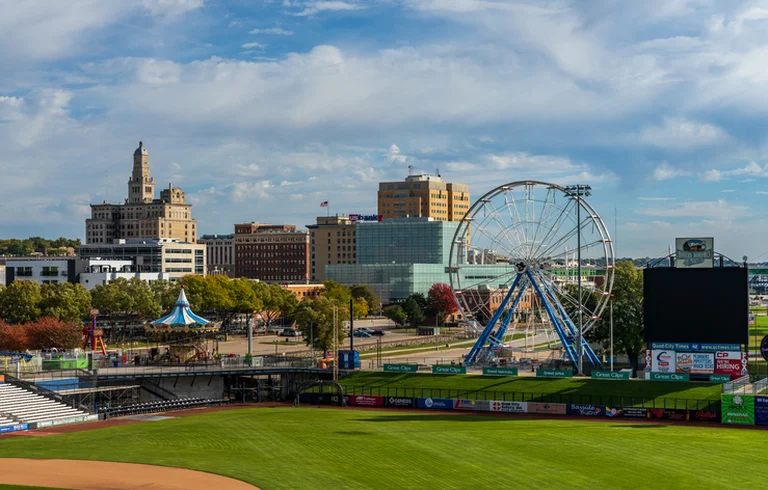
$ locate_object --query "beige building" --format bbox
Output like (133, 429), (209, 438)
(199, 234), (235, 277)
(378, 173), (470, 221)
(306, 216), (357, 282)
(86, 142), (197, 244)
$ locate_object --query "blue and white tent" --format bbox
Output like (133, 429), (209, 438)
(147, 287), (218, 333)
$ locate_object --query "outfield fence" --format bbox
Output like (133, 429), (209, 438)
(336, 384), (719, 410)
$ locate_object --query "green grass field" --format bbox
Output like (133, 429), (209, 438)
(0, 407), (765, 489)
(338, 372), (722, 408)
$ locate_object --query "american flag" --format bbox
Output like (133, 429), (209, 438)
(320, 201), (328, 207)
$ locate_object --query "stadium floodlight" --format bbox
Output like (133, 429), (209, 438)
(564, 185), (592, 376)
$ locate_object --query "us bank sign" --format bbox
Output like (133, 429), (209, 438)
(350, 214), (383, 222)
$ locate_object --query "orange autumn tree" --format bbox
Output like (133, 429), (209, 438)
(0, 320), (28, 351)
(24, 317), (82, 350)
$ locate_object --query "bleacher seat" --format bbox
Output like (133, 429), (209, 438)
(101, 396), (227, 418)
(0, 384), (90, 425)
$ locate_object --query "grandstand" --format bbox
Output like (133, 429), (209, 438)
(0, 383), (91, 425)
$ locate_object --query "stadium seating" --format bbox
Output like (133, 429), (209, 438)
(0, 383), (90, 425)
(100, 397), (227, 418)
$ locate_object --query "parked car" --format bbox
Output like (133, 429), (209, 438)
(356, 327), (372, 334)
(353, 330), (372, 338)
(371, 329), (386, 336)
(279, 329), (301, 337)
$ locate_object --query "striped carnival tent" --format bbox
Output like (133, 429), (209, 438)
(145, 287), (219, 335)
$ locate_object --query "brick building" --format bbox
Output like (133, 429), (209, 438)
(234, 223), (309, 283)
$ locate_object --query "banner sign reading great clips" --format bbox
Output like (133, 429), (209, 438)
(349, 395), (384, 407)
(567, 404), (604, 416)
(591, 370), (631, 380)
(417, 398), (454, 410)
(432, 365), (467, 375)
(383, 364), (418, 373)
(349, 214), (383, 222)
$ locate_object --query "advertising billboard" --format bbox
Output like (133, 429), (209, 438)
(644, 267), (748, 345)
(432, 365), (467, 375)
(383, 364), (418, 373)
(721, 394), (755, 425)
(349, 395), (384, 407)
(567, 404), (604, 416)
(715, 351), (748, 376)
(675, 237), (714, 268)
(489, 401), (528, 413)
(385, 397), (414, 408)
(754, 396), (768, 426)
(675, 352), (714, 374)
(417, 398), (454, 410)
(651, 350), (676, 373)
(454, 399), (491, 411)
(528, 403), (566, 415)
(648, 408), (690, 421)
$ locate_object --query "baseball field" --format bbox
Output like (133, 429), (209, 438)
(0, 406), (764, 489)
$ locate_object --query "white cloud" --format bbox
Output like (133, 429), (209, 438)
(721, 189), (735, 193)
(700, 169), (723, 182)
(142, 0), (204, 17)
(757, 191), (768, 195)
(295, 1), (363, 16)
(653, 163), (691, 181)
(636, 199), (749, 220)
(638, 197), (675, 201)
(250, 27), (294, 35)
(387, 144), (407, 164)
(638, 118), (728, 149)
(241, 42), (265, 49)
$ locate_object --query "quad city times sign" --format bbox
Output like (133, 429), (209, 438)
(675, 237), (714, 268)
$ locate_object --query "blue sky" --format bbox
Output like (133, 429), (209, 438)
(3, 0), (768, 259)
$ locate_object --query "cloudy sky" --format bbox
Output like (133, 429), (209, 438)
(3, 0), (768, 259)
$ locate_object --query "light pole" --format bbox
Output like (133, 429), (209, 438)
(564, 184), (591, 376)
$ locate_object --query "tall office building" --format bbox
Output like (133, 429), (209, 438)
(378, 173), (470, 221)
(86, 142), (197, 244)
(306, 215), (357, 282)
(199, 234), (235, 277)
(234, 223), (309, 283)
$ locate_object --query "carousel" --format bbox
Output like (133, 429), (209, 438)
(145, 287), (220, 363)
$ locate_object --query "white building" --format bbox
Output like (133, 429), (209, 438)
(4, 257), (80, 286)
(78, 259), (169, 291)
(199, 234), (234, 277)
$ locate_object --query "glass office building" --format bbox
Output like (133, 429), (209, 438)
(326, 218), (512, 303)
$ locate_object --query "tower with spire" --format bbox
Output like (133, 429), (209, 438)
(128, 141), (155, 203)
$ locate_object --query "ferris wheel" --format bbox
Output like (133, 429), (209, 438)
(448, 181), (614, 368)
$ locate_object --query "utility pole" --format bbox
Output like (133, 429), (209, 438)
(333, 307), (338, 382)
(610, 299), (614, 372)
(564, 185), (591, 376)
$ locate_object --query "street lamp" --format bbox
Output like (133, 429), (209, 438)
(564, 184), (591, 376)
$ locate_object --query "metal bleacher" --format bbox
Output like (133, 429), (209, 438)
(0, 383), (90, 425)
(101, 397), (226, 418)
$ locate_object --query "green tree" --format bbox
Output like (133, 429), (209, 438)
(322, 280), (352, 305)
(90, 277), (161, 343)
(353, 297), (369, 319)
(351, 285), (381, 315)
(383, 305), (408, 327)
(294, 296), (348, 354)
(39, 283), (91, 321)
(587, 261), (645, 370)
(403, 296), (426, 327)
(0, 280), (42, 324)
(149, 280), (182, 311)
(252, 282), (297, 326)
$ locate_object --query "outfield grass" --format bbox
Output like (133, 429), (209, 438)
(0, 408), (765, 489)
(338, 372), (722, 408)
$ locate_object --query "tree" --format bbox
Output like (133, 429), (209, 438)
(586, 261), (645, 371)
(322, 280), (352, 305)
(409, 292), (428, 311)
(0, 280), (42, 324)
(40, 283), (91, 321)
(383, 305), (408, 327)
(294, 296), (348, 354)
(25, 317), (82, 350)
(403, 296), (426, 327)
(351, 285), (381, 315)
(426, 283), (458, 326)
(90, 277), (160, 343)
(149, 280), (182, 311)
(252, 282), (297, 326)
(0, 321), (28, 351)
(353, 297), (369, 319)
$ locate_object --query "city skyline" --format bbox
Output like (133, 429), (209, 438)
(4, 2), (768, 259)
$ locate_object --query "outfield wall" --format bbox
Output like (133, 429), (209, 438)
(298, 393), (720, 422)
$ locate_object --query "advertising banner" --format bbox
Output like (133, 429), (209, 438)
(432, 365), (467, 375)
(648, 408), (690, 421)
(417, 398), (454, 410)
(715, 351), (747, 376)
(722, 394), (755, 425)
(754, 396), (768, 426)
(349, 395), (384, 407)
(709, 374), (732, 383)
(691, 353), (715, 374)
(488, 401), (528, 413)
(675, 352), (694, 374)
(606, 407), (648, 419)
(567, 404), (604, 416)
(650, 342), (740, 352)
(591, 370), (631, 380)
(454, 399), (491, 411)
(0, 424), (27, 434)
(385, 397), (414, 408)
(675, 237), (714, 268)
(482, 367), (519, 376)
(535, 369), (573, 378)
(528, 402), (566, 415)
(644, 349), (652, 372)
(650, 372), (690, 382)
(383, 364), (419, 373)
(651, 350), (676, 373)
(691, 409), (719, 422)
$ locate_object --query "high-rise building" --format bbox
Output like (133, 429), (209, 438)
(199, 234), (235, 277)
(234, 223), (309, 283)
(86, 142), (197, 244)
(378, 173), (470, 221)
(306, 215), (356, 282)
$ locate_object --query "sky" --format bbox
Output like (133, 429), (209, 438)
(4, 0), (768, 260)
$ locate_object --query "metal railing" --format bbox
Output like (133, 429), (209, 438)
(337, 384), (719, 410)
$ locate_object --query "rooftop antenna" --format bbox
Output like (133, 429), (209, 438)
(408, 164), (414, 175)
(436, 167), (440, 177)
